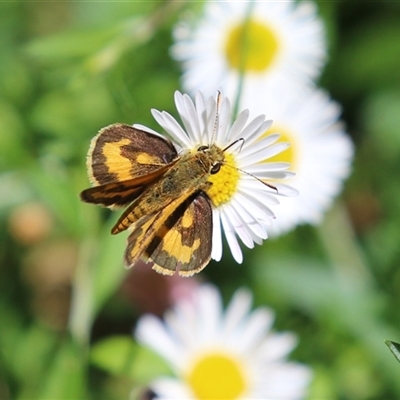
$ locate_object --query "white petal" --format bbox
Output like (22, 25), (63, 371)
(195, 285), (223, 344)
(222, 288), (253, 336)
(255, 363), (313, 399)
(151, 109), (191, 148)
(194, 91), (209, 142)
(211, 209), (223, 261)
(220, 210), (243, 263)
(204, 96), (218, 143)
(229, 196), (268, 239)
(243, 119), (275, 146)
(223, 204), (255, 248)
(228, 108), (250, 142)
(174, 91), (201, 144)
(239, 115), (267, 144)
(215, 95), (231, 145)
(274, 183), (300, 197)
(151, 377), (194, 399)
(135, 315), (182, 369)
(163, 307), (196, 351)
(256, 332), (298, 363)
(238, 185), (280, 209)
(239, 141), (290, 166)
(232, 308), (275, 354)
(245, 162), (291, 173)
(132, 123), (164, 137)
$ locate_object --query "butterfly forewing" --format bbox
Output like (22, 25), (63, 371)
(87, 123), (178, 187)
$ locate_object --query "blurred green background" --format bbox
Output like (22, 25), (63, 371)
(1, 1), (400, 399)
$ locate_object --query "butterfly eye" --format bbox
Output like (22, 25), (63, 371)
(210, 162), (221, 174)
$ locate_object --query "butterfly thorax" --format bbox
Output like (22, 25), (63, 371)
(138, 144), (224, 208)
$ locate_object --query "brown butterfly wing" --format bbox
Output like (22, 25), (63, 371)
(81, 123), (178, 208)
(143, 192), (213, 276)
(80, 163), (175, 208)
(87, 123), (177, 186)
(123, 192), (213, 276)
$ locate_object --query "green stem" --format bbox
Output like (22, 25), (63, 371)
(68, 237), (96, 348)
(317, 200), (372, 287)
(232, 0), (255, 119)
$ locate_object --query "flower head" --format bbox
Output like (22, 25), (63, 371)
(151, 90), (295, 264)
(136, 284), (312, 399)
(240, 86), (354, 235)
(172, 0), (326, 98)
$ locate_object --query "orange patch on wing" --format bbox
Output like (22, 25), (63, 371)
(103, 139), (134, 181)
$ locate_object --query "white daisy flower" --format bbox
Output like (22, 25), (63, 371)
(240, 86), (354, 236)
(172, 0), (326, 99)
(151, 90), (296, 265)
(136, 284), (312, 400)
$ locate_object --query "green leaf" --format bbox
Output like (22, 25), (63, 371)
(25, 26), (122, 63)
(361, 90), (400, 161)
(329, 17), (400, 95)
(28, 166), (82, 236)
(0, 100), (29, 170)
(90, 335), (172, 384)
(38, 340), (86, 400)
(91, 215), (128, 315)
(0, 307), (51, 386)
(251, 253), (400, 392)
(385, 341), (400, 364)
(91, 336), (136, 377)
(133, 344), (173, 384)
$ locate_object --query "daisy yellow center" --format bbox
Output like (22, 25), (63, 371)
(186, 352), (247, 400)
(225, 19), (279, 73)
(206, 153), (240, 207)
(263, 125), (297, 169)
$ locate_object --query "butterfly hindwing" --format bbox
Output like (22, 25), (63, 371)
(149, 192), (213, 276)
(123, 190), (213, 276)
(123, 195), (191, 270)
(87, 123), (178, 186)
(125, 192), (213, 276)
(80, 163), (175, 208)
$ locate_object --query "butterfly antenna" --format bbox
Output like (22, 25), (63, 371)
(211, 91), (222, 145)
(223, 138), (245, 153)
(223, 162), (278, 192)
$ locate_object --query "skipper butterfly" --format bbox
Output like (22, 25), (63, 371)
(80, 123), (227, 276)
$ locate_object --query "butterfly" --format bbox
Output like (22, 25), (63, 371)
(80, 123), (227, 276)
